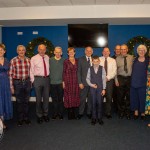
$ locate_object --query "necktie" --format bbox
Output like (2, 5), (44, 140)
(104, 58), (108, 75)
(124, 56), (128, 73)
(87, 57), (90, 66)
(42, 57), (47, 77)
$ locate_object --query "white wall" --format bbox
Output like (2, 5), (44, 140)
(0, 5), (149, 21)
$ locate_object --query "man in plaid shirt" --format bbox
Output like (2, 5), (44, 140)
(9, 45), (31, 126)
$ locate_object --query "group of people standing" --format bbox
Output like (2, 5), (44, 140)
(0, 43), (150, 129)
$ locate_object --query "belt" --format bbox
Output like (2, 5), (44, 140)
(35, 75), (49, 78)
(118, 75), (130, 79)
(13, 78), (29, 82)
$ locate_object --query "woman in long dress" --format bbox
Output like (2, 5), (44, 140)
(0, 44), (13, 129)
(63, 47), (80, 119)
(146, 49), (150, 127)
(145, 59), (150, 116)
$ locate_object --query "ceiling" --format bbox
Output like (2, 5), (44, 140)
(0, 0), (150, 26)
(0, 0), (150, 7)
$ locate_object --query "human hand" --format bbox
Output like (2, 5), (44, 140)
(11, 88), (14, 94)
(62, 82), (65, 89)
(92, 84), (97, 89)
(79, 84), (84, 89)
(101, 90), (106, 96)
(115, 81), (119, 87)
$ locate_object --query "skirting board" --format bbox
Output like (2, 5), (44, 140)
(11, 96), (52, 102)
(11, 97), (107, 102)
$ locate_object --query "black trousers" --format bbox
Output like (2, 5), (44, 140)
(112, 79), (118, 113)
(50, 84), (64, 116)
(105, 79), (114, 115)
(13, 78), (31, 121)
(117, 75), (131, 115)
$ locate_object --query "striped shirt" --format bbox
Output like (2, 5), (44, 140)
(9, 56), (30, 88)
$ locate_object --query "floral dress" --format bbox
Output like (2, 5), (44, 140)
(145, 60), (150, 115)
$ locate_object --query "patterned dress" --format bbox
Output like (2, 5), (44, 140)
(63, 59), (80, 108)
(145, 59), (150, 115)
(0, 58), (13, 120)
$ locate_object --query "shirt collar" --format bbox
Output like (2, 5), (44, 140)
(86, 56), (91, 60)
(103, 56), (109, 59)
(121, 54), (128, 58)
(17, 56), (26, 60)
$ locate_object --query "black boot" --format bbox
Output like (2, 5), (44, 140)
(68, 108), (72, 120)
(72, 107), (77, 119)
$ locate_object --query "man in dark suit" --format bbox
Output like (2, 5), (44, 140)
(77, 46), (93, 119)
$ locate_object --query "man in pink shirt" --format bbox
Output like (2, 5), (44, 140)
(30, 44), (50, 124)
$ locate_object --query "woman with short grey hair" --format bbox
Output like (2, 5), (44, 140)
(130, 44), (149, 120)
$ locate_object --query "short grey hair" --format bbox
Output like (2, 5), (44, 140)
(137, 44), (147, 54)
(17, 45), (26, 51)
(55, 46), (62, 51)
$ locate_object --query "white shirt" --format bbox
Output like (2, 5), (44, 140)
(99, 56), (117, 80)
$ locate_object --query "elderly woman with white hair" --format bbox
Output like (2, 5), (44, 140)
(130, 44), (149, 120)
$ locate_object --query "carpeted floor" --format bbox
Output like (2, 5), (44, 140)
(0, 102), (150, 150)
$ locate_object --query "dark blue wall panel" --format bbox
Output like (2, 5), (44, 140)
(3, 25), (150, 96)
(2, 25), (150, 60)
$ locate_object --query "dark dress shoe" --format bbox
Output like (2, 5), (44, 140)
(141, 116), (145, 121)
(133, 115), (139, 120)
(43, 116), (50, 122)
(17, 120), (23, 127)
(106, 115), (112, 119)
(91, 119), (96, 125)
(77, 114), (83, 120)
(68, 112), (72, 120)
(58, 114), (63, 120)
(119, 114), (124, 119)
(98, 119), (104, 125)
(37, 117), (43, 124)
(71, 111), (76, 120)
(87, 114), (92, 119)
(52, 114), (58, 120)
(3, 124), (8, 130)
(24, 119), (31, 125)
(126, 115), (131, 120)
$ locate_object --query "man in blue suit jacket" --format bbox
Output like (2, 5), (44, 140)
(77, 46), (93, 119)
